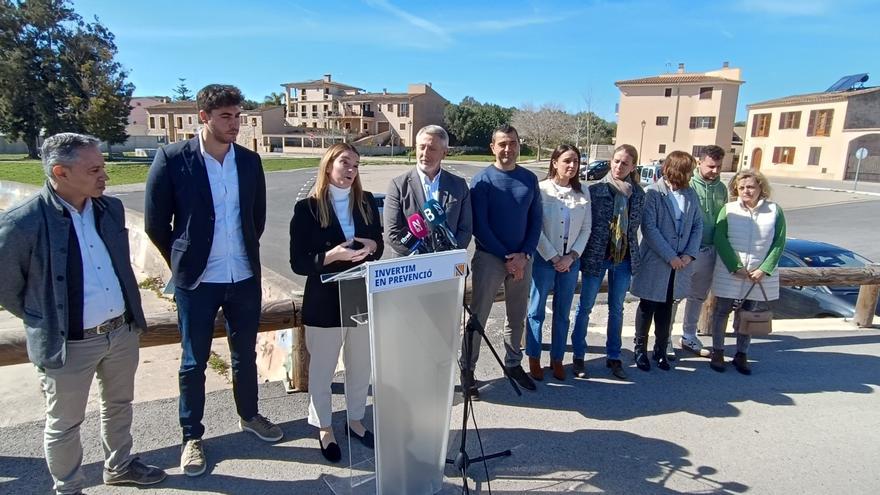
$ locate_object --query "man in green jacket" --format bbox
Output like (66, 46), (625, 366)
(680, 145), (728, 356)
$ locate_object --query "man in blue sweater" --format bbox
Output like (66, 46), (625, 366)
(461, 124), (542, 397)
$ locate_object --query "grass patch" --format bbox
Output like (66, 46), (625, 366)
(448, 153), (539, 162)
(137, 276), (167, 299)
(208, 351), (230, 381)
(0, 157), (320, 186)
(260, 157), (319, 172)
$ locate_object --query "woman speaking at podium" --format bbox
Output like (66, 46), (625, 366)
(290, 143), (383, 462)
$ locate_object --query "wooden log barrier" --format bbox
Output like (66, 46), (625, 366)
(2, 266), (878, 372)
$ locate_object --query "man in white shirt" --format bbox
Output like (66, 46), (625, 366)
(0, 133), (165, 494)
(145, 84), (281, 477)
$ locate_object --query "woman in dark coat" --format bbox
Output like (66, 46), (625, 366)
(290, 143), (383, 462)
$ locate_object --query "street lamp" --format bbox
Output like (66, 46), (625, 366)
(639, 120), (646, 162)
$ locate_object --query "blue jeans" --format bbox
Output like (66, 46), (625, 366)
(572, 258), (632, 361)
(175, 276), (261, 440)
(526, 257), (580, 361)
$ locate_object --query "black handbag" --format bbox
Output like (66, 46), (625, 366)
(735, 282), (773, 336)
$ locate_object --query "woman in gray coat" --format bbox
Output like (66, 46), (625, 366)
(630, 151), (703, 371)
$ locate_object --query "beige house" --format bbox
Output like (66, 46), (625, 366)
(281, 74), (448, 147)
(145, 101), (200, 144)
(127, 96), (171, 137)
(741, 86), (880, 181)
(145, 102), (288, 152)
(614, 63), (744, 169)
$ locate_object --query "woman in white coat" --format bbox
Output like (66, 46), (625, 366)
(526, 144), (591, 381)
(709, 169), (786, 375)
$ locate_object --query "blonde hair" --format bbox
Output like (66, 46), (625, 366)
(312, 143), (374, 228)
(728, 169), (772, 201)
(614, 143), (640, 183)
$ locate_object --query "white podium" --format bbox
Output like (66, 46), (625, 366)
(322, 250), (468, 495)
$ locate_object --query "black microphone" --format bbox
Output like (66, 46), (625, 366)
(421, 199), (459, 250)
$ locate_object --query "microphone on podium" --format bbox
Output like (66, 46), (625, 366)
(406, 212), (431, 255)
(421, 199), (458, 250)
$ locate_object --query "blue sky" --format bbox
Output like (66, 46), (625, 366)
(72, 0), (879, 121)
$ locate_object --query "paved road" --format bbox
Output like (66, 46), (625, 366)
(2, 327), (878, 494)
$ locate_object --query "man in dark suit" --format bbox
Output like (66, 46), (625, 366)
(384, 125), (472, 256)
(145, 84), (281, 477)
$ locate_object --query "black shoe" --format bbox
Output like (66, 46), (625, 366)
(506, 365), (537, 391)
(652, 352), (671, 371)
(732, 352), (752, 375)
(606, 359), (628, 380)
(460, 370), (480, 400)
(572, 358), (588, 379)
(348, 427), (374, 449)
(634, 351), (651, 371)
(318, 435), (341, 463)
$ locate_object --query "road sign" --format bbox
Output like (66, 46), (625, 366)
(853, 148), (869, 191)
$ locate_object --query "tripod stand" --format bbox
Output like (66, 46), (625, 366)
(447, 303), (521, 494)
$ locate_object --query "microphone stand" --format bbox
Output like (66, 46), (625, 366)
(447, 302), (521, 494)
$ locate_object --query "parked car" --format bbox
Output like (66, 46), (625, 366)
(639, 162), (663, 186)
(580, 160), (610, 181)
(772, 238), (880, 319)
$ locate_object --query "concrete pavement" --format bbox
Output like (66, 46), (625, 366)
(1, 319), (878, 494)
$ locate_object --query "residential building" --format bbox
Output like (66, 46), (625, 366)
(239, 106), (286, 152)
(127, 96), (171, 137)
(741, 81), (880, 182)
(145, 102), (289, 153)
(145, 101), (199, 144)
(281, 74), (448, 147)
(614, 62), (744, 168)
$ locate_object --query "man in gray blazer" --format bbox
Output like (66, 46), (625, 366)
(0, 133), (165, 494)
(384, 125), (472, 256)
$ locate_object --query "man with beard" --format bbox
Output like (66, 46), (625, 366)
(145, 84), (282, 477)
(460, 124), (542, 398)
(680, 145), (728, 356)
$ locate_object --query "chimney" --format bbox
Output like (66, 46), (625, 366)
(323, 74), (331, 82)
(383, 88), (387, 95)
(723, 61), (729, 68)
(677, 63), (685, 73)
(428, 82), (432, 87)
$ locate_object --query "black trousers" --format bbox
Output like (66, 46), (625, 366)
(634, 270), (676, 354)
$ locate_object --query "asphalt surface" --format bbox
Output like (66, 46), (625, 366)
(2, 327), (878, 494)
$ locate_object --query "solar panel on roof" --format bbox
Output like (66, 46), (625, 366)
(826, 73), (869, 92)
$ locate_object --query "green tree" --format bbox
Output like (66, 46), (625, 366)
(0, 0), (134, 157)
(263, 92), (284, 106)
(241, 99), (260, 110)
(444, 96), (513, 148)
(173, 78), (192, 101)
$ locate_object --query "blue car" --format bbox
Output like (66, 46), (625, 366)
(773, 238), (880, 318)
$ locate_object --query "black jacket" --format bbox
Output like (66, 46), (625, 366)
(289, 193), (384, 327)
(144, 137), (266, 289)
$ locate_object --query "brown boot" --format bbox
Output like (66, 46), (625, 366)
(710, 350), (726, 373)
(551, 360), (565, 381)
(528, 357), (544, 381)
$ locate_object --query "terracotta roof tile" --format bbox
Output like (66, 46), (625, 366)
(747, 86), (880, 109)
(615, 74), (743, 86)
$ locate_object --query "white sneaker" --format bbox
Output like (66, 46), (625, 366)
(680, 336), (711, 357)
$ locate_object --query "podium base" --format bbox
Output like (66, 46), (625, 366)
(322, 458), (461, 495)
